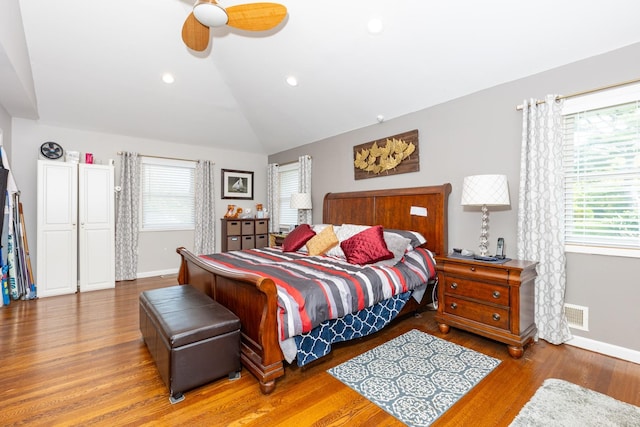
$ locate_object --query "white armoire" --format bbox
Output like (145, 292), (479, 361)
(37, 160), (115, 297)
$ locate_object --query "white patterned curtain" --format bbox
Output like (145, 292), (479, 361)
(115, 152), (140, 281)
(267, 163), (280, 233)
(517, 95), (572, 345)
(194, 160), (215, 254)
(297, 155), (312, 225)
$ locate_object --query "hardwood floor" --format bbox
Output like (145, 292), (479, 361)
(2, 276), (639, 426)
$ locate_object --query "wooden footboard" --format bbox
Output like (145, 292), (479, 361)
(176, 247), (284, 394)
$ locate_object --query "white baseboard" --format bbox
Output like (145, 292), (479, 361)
(136, 268), (179, 279)
(566, 335), (640, 365)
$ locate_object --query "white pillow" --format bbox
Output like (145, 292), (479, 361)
(384, 229), (427, 249)
(375, 233), (412, 267)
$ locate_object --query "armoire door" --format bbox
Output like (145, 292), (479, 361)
(36, 160), (78, 297)
(78, 164), (115, 292)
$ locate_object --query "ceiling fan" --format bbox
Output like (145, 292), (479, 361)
(181, 1), (287, 51)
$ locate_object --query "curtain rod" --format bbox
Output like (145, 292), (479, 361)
(116, 152), (209, 163)
(274, 155), (312, 167)
(515, 77), (640, 111)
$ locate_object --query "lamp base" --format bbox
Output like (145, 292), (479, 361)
(478, 205), (489, 257)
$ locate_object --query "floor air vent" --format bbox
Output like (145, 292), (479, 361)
(564, 303), (589, 331)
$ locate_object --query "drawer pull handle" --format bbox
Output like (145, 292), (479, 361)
(492, 291), (501, 299)
(492, 313), (501, 321)
(450, 282), (458, 290)
(450, 302), (457, 310)
(470, 267), (476, 272)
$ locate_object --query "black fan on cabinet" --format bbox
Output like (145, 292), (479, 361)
(40, 141), (63, 160)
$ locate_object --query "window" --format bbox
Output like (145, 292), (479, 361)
(278, 162), (299, 229)
(562, 83), (640, 257)
(140, 157), (196, 231)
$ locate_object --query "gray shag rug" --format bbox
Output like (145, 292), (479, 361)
(510, 378), (640, 426)
(327, 329), (500, 427)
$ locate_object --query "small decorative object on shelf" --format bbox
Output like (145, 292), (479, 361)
(224, 204), (236, 218)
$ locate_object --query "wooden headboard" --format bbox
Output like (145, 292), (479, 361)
(322, 184), (452, 257)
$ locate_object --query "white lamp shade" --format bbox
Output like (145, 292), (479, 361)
(461, 175), (510, 206)
(290, 193), (312, 209)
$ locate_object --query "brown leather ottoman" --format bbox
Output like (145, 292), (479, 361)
(139, 285), (241, 403)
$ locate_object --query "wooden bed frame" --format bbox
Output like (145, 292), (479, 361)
(176, 184), (451, 394)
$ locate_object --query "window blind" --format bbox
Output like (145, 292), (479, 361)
(140, 157), (196, 231)
(563, 100), (640, 250)
(278, 163), (299, 228)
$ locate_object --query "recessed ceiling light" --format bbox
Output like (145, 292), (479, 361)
(367, 18), (383, 34)
(162, 73), (175, 84)
(286, 76), (298, 87)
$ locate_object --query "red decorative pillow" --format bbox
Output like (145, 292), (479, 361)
(282, 224), (316, 252)
(340, 225), (394, 265)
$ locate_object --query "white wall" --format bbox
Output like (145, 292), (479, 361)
(11, 118), (268, 277)
(269, 43), (640, 354)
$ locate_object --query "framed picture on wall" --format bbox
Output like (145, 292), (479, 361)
(221, 169), (254, 200)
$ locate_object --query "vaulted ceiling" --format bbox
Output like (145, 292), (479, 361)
(2, 0), (640, 155)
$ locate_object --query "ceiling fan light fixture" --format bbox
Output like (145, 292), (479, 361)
(193, 1), (228, 27)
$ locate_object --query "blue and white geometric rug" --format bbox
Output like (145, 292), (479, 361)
(327, 329), (501, 427)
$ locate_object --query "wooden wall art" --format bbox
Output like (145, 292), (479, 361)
(353, 129), (419, 180)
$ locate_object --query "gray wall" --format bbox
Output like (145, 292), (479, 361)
(269, 42), (640, 352)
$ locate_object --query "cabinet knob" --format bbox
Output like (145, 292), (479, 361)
(450, 302), (457, 310)
(450, 282), (458, 290)
(492, 290), (501, 299)
(492, 313), (501, 321)
(470, 267), (476, 272)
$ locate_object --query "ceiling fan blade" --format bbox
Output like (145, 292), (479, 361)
(226, 3), (287, 31)
(181, 12), (211, 51)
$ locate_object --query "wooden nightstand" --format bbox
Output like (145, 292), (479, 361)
(270, 233), (288, 247)
(434, 255), (538, 358)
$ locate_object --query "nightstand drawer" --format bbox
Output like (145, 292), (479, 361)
(442, 263), (510, 284)
(442, 277), (509, 306)
(444, 296), (510, 330)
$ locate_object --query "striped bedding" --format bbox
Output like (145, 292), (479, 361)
(200, 247), (436, 340)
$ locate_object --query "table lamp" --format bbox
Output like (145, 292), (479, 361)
(290, 193), (312, 225)
(461, 175), (510, 256)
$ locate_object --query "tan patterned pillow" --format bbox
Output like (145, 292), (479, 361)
(306, 224), (339, 256)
